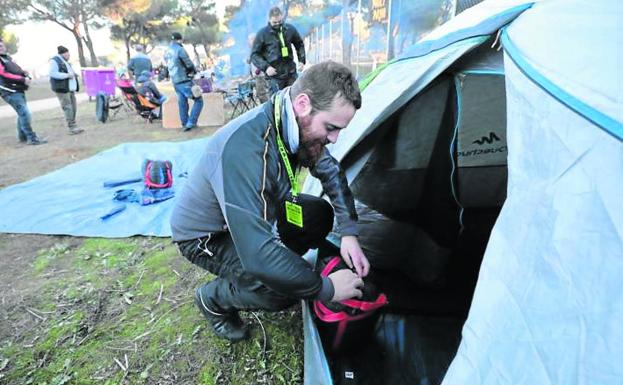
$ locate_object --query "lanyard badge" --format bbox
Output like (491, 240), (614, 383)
(274, 95), (303, 228)
(278, 27), (289, 58)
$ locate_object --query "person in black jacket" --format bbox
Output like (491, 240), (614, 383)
(0, 38), (46, 145)
(251, 7), (306, 96)
(171, 61), (369, 342)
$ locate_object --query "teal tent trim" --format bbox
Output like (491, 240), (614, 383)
(361, 3), (533, 92)
(501, 28), (623, 142)
(400, 3), (534, 59)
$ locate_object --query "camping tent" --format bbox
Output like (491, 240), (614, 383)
(302, 0), (623, 384)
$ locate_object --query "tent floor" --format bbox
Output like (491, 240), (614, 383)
(320, 312), (463, 385)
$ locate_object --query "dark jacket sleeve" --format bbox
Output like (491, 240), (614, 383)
(221, 127), (324, 299)
(0, 58), (26, 83)
(251, 29), (270, 72)
(178, 48), (196, 76)
(309, 148), (358, 236)
(290, 26), (306, 65)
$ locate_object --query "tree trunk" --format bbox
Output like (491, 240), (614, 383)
(82, 21), (99, 66)
(72, 28), (88, 67)
(192, 44), (201, 68)
(125, 36), (131, 62)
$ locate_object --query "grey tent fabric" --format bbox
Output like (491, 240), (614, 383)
(302, 1), (538, 385)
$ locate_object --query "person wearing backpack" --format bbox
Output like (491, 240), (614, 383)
(0, 38), (46, 145)
(49, 45), (83, 136)
(165, 32), (203, 132)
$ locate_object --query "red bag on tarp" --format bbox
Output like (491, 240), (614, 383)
(142, 159), (173, 189)
(314, 256), (388, 353)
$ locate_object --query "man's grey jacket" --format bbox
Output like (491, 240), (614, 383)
(171, 92), (358, 300)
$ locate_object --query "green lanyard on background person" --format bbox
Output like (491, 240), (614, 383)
(278, 26), (289, 58)
(274, 94), (303, 228)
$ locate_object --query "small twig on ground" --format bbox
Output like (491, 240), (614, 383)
(133, 330), (152, 342)
(251, 312), (267, 359)
(133, 269), (145, 289)
(105, 345), (135, 351)
(282, 362), (296, 374)
(76, 335), (89, 346)
(23, 335), (41, 348)
(156, 283), (164, 305)
(113, 357), (127, 372)
(25, 307), (46, 321)
(147, 300), (191, 326)
(171, 269), (181, 277)
(41, 269), (69, 278)
(28, 307), (55, 315)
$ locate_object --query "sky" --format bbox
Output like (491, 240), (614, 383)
(6, 0), (238, 77)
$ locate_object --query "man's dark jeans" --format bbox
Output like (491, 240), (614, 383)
(267, 72), (298, 97)
(1, 91), (35, 141)
(173, 80), (203, 128)
(177, 193), (333, 314)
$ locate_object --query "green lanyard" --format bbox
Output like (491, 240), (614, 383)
(274, 95), (299, 197)
(278, 27), (289, 58)
(274, 95), (303, 227)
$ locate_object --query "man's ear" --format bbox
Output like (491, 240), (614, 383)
(292, 92), (312, 117)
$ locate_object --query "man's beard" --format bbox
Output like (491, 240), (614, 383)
(298, 141), (324, 168)
(296, 115), (324, 168)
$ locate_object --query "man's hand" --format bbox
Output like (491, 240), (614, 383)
(328, 269), (363, 301)
(340, 235), (370, 277)
(266, 66), (277, 77)
(297, 63), (305, 73)
(24, 77), (31, 85)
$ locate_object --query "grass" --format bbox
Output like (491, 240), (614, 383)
(0, 238), (304, 385)
(0, 82), (305, 385)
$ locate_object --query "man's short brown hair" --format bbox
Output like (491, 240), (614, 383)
(269, 7), (282, 18)
(291, 61), (362, 113)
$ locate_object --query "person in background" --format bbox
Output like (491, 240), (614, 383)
(127, 44), (153, 81)
(251, 7), (306, 96)
(171, 61), (369, 342)
(135, 70), (166, 118)
(165, 32), (203, 132)
(49, 45), (83, 135)
(0, 38), (46, 145)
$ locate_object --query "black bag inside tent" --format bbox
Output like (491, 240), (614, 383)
(96, 91), (109, 123)
(312, 41), (508, 385)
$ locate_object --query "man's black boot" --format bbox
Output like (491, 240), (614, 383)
(194, 287), (250, 342)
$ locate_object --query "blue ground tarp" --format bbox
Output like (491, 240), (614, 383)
(0, 138), (209, 237)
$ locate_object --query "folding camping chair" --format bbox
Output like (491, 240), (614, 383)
(225, 80), (258, 119)
(116, 80), (160, 123)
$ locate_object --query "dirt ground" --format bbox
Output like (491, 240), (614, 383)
(0, 96), (218, 332)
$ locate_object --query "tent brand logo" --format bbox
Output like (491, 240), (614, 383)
(473, 132), (501, 145)
(459, 146), (507, 158)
